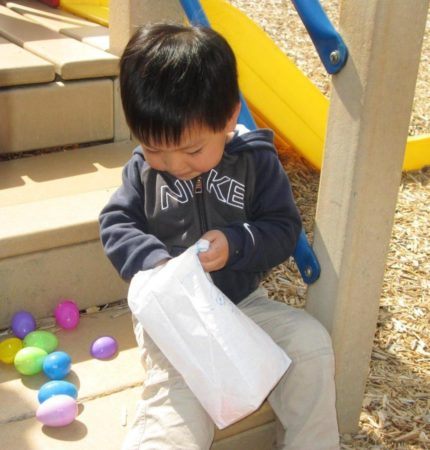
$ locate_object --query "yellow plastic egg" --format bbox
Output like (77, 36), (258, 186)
(0, 337), (23, 364)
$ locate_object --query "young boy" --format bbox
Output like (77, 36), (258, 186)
(99, 24), (339, 450)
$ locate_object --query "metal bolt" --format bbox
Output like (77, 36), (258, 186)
(330, 50), (340, 65)
(304, 266), (313, 279)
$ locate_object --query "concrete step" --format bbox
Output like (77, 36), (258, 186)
(0, 142), (132, 258)
(0, 35), (55, 87)
(0, 78), (114, 153)
(0, 141), (135, 328)
(0, 3), (118, 80)
(4, 0), (110, 51)
(0, 301), (275, 449)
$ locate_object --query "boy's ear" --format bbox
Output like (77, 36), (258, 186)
(226, 102), (242, 131)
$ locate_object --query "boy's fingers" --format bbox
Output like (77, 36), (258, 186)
(200, 257), (221, 272)
(198, 247), (216, 263)
(200, 230), (218, 244)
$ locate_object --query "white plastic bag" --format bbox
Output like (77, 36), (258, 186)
(128, 240), (291, 429)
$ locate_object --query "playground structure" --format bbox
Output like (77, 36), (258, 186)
(0, 0), (428, 448)
(45, 0), (430, 171)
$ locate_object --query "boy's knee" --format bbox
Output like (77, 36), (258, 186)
(279, 309), (334, 361)
(300, 310), (332, 348)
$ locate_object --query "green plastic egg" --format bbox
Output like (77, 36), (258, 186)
(0, 337), (23, 364)
(24, 330), (58, 354)
(14, 346), (47, 375)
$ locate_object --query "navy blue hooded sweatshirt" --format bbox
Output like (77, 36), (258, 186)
(99, 127), (301, 304)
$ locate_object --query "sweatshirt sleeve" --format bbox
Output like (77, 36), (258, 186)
(98, 156), (171, 280)
(219, 148), (302, 272)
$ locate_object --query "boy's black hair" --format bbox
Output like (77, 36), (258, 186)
(120, 24), (240, 145)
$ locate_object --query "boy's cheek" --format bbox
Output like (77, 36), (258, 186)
(140, 150), (163, 170)
(144, 157), (163, 171)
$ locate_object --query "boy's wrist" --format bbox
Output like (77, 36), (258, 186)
(215, 226), (244, 266)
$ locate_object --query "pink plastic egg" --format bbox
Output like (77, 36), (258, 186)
(36, 394), (78, 427)
(90, 336), (118, 360)
(54, 300), (80, 330)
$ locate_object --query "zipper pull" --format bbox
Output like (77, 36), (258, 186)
(195, 176), (203, 194)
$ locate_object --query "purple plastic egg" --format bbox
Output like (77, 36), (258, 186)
(90, 336), (118, 360)
(36, 395), (78, 427)
(54, 300), (80, 330)
(11, 311), (36, 339)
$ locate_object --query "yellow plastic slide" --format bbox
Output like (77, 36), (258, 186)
(60, 0), (108, 27)
(201, 0), (430, 171)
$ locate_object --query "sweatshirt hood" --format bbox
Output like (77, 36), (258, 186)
(225, 125), (276, 155)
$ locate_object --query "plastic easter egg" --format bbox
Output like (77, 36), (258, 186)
(24, 330), (58, 354)
(36, 395), (78, 427)
(0, 337), (23, 364)
(43, 351), (72, 380)
(54, 300), (80, 330)
(90, 336), (118, 360)
(38, 380), (78, 404)
(11, 311), (36, 339)
(14, 346), (47, 375)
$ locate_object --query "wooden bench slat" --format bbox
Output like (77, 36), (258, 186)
(5, 0), (109, 51)
(0, 35), (55, 86)
(0, 4), (118, 79)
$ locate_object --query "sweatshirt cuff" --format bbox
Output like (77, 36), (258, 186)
(141, 249), (172, 271)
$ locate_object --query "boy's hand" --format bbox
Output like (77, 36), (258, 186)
(198, 230), (229, 272)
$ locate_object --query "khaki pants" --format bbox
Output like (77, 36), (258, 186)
(123, 287), (340, 450)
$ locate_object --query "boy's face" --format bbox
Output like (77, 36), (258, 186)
(140, 106), (240, 181)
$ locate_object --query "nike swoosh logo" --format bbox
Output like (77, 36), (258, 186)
(243, 222), (256, 246)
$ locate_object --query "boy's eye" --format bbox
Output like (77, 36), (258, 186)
(189, 148), (202, 155)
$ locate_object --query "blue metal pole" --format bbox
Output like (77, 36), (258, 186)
(291, 0), (348, 74)
(179, 0), (320, 284)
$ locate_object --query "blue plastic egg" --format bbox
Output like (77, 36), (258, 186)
(43, 351), (72, 380)
(38, 380), (78, 404)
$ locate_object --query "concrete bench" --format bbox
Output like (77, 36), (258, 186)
(0, 142), (133, 327)
(0, 310), (275, 450)
(0, 79), (114, 152)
